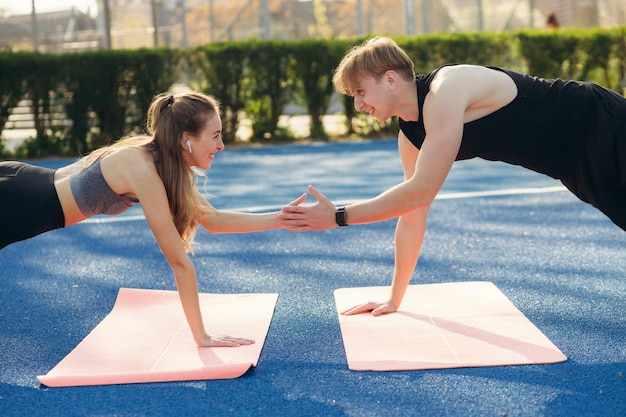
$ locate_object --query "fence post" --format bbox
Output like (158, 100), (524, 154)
(30, 0), (39, 51)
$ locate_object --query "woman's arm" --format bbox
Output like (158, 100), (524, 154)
(104, 149), (253, 347)
(198, 193), (307, 234)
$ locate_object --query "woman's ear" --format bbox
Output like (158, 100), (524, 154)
(181, 134), (192, 154)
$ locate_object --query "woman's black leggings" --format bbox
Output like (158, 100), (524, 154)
(0, 161), (65, 249)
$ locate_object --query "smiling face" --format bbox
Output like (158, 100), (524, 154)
(182, 114), (224, 171)
(351, 74), (396, 123)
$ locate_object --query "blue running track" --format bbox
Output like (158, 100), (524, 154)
(1, 139), (624, 416)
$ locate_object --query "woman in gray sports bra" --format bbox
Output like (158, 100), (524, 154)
(0, 91), (306, 348)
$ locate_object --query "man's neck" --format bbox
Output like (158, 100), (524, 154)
(394, 79), (419, 122)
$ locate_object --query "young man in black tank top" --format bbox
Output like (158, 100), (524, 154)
(280, 36), (626, 316)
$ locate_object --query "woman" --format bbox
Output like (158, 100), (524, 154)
(1, 91), (305, 347)
(280, 36), (626, 316)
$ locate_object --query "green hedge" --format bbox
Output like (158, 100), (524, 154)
(0, 48), (182, 158)
(1, 27), (625, 158)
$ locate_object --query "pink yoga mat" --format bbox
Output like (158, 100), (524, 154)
(334, 281), (566, 371)
(38, 288), (278, 387)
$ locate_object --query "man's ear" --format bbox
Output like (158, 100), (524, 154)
(385, 70), (399, 90)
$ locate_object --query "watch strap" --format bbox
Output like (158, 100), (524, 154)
(335, 206), (348, 227)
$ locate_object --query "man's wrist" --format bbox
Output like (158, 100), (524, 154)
(335, 206), (348, 227)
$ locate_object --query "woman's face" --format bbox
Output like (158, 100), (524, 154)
(182, 114), (224, 170)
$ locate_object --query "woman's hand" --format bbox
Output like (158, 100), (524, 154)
(287, 192), (308, 207)
(341, 301), (398, 316)
(197, 334), (255, 347)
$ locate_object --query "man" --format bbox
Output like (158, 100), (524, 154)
(279, 36), (626, 315)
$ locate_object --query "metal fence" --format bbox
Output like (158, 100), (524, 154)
(0, 0), (624, 53)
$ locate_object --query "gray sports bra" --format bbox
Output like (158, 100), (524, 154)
(70, 159), (139, 217)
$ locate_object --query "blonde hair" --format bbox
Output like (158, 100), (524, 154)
(80, 91), (220, 252)
(333, 37), (415, 95)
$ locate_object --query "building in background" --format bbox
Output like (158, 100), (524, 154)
(0, 0), (623, 53)
(0, 7), (98, 52)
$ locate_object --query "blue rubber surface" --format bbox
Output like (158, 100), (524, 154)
(1, 139), (624, 416)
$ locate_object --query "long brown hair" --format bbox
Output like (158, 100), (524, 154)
(79, 91), (220, 252)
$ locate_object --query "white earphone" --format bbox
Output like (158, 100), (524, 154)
(185, 140), (192, 154)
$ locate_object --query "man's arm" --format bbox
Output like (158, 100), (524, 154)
(342, 132), (429, 315)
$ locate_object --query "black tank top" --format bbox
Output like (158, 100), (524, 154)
(399, 65), (626, 180)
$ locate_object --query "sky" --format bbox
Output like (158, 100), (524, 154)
(0, 0), (98, 17)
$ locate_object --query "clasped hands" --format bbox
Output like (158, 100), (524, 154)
(278, 185), (337, 232)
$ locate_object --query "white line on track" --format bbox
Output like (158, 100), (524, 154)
(82, 185), (567, 224)
(434, 185), (566, 200)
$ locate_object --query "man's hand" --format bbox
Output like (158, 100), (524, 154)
(341, 301), (398, 316)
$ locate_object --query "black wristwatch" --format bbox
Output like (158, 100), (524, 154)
(335, 206), (348, 227)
